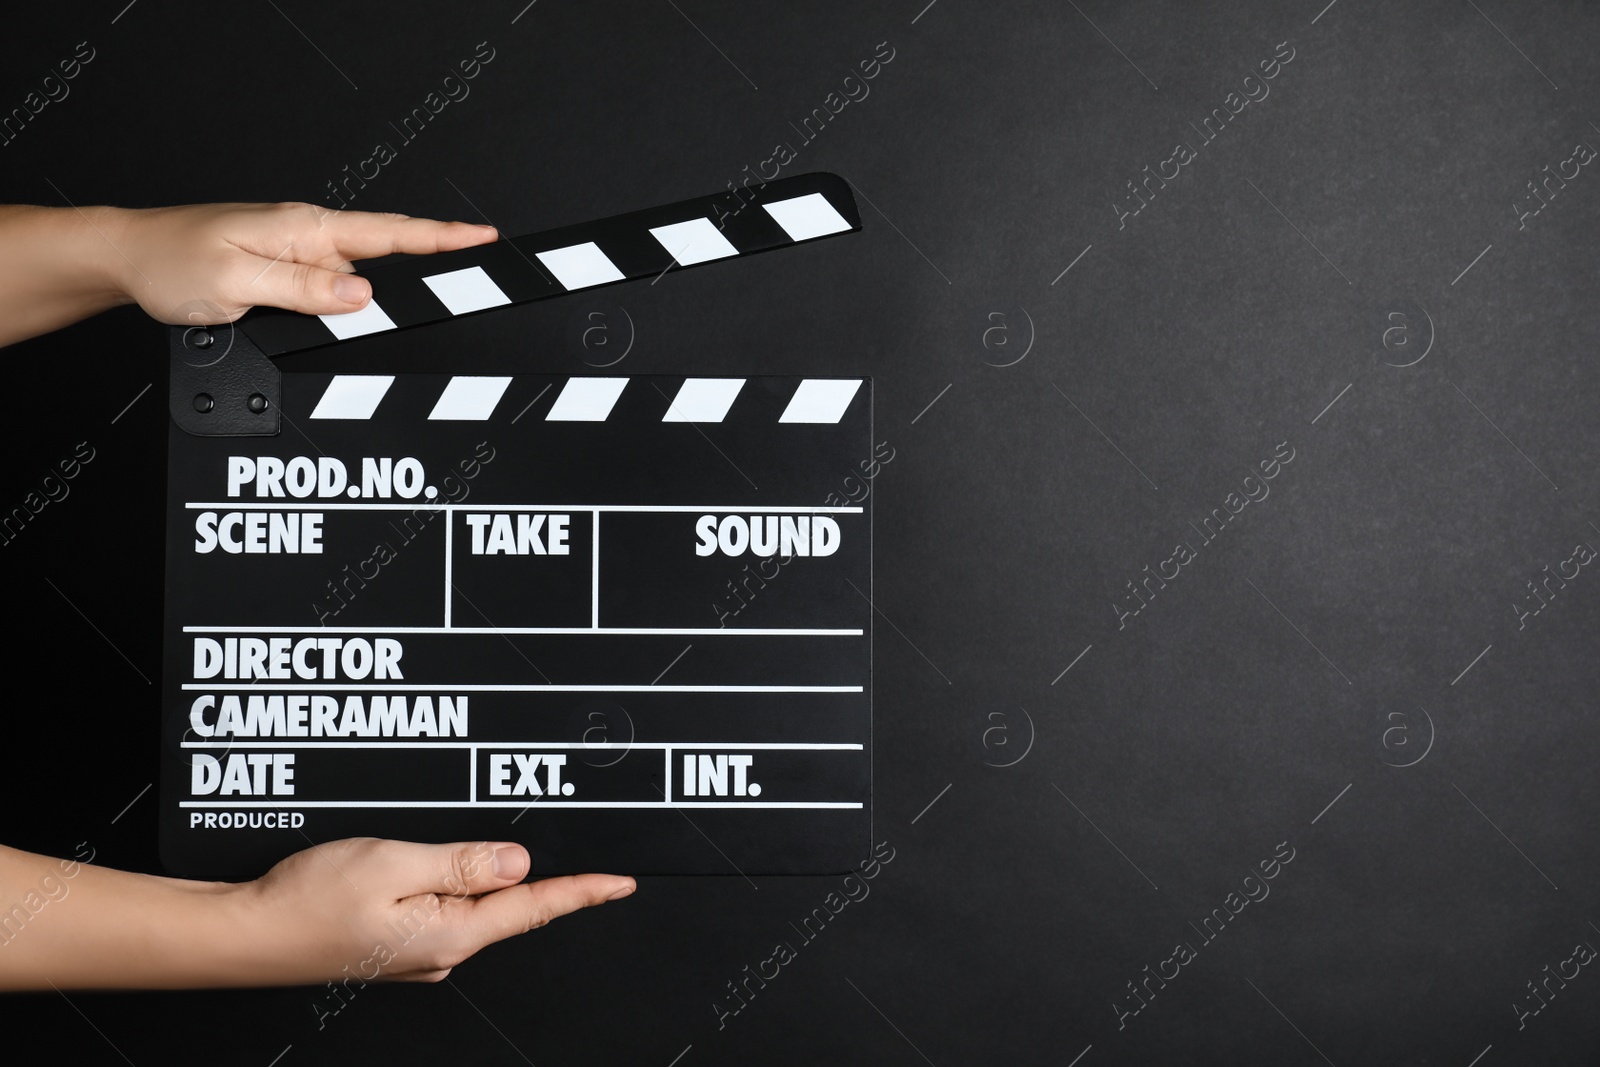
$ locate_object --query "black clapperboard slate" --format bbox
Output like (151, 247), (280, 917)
(159, 174), (871, 879)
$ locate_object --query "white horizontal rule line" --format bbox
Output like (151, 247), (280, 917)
(180, 684), (864, 693)
(182, 626), (864, 636)
(183, 502), (865, 513)
(180, 741), (865, 750)
(179, 801), (864, 809)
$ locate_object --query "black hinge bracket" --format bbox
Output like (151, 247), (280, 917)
(169, 322), (281, 437)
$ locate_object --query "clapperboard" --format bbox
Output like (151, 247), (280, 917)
(160, 174), (872, 878)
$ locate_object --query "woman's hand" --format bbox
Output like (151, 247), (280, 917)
(0, 839), (634, 990)
(0, 202), (497, 346)
(234, 838), (635, 986)
(111, 201), (497, 324)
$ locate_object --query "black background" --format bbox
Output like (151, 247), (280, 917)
(3, 0), (1600, 1063)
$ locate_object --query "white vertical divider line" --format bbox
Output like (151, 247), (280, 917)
(591, 509), (600, 629)
(469, 747), (477, 803)
(664, 746), (673, 804)
(444, 513), (453, 628)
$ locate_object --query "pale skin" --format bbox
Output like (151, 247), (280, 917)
(0, 203), (636, 989)
(0, 201), (501, 346)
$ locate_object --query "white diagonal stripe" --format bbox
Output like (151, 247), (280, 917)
(763, 193), (851, 242)
(648, 218), (739, 265)
(319, 299), (398, 340)
(663, 378), (745, 422)
(422, 266), (511, 315)
(546, 378), (629, 421)
(428, 376), (514, 420)
(310, 375), (395, 419)
(779, 379), (862, 423)
(536, 242), (625, 290)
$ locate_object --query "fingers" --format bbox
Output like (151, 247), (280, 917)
(321, 211), (498, 261)
(224, 206), (495, 317)
(464, 874), (636, 945)
(246, 258), (373, 317)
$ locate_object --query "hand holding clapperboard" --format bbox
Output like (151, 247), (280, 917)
(0, 173), (868, 989)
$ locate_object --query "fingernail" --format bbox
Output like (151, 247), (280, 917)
(605, 881), (635, 901)
(492, 846), (527, 880)
(333, 275), (368, 304)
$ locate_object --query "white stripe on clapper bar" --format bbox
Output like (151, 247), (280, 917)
(648, 218), (738, 265)
(422, 266), (511, 315)
(310, 375), (395, 419)
(763, 193), (852, 242)
(536, 242), (626, 290)
(663, 378), (744, 422)
(779, 379), (861, 423)
(429, 376), (513, 420)
(318, 300), (398, 340)
(546, 378), (629, 421)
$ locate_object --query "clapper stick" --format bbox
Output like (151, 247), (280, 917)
(169, 172), (860, 437)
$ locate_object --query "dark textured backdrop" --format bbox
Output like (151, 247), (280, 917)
(3, 0), (1599, 1063)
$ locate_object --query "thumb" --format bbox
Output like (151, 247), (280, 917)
(250, 259), (372, 316)
(466, 874), (637, 944)
(379, 839), (533, 899)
